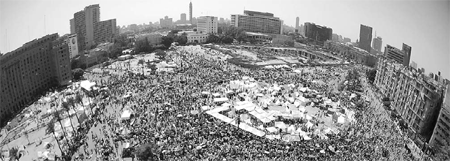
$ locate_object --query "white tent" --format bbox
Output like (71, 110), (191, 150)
(80, 80), (96, 91)
(121, 110), (132, 120)
(213, 97), (229, 102)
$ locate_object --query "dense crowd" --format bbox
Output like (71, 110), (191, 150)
(70, 45), (413, 160)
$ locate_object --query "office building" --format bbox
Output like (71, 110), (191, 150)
(231, 10), (283, 34)
(187, 32), (208, 44)
(189, 1), (193, 24)
(296, 17), (299, 29)
(0, 34), (72, 126)
(197, 16), (218, 34)
(71, 4), (117, 51)
(402, 43), (412, 67)
(304, 22), (332, 42)
(385, 44), (411, 67)
(73, 10), (86, 52)
(410, 61), (418, 69)
(180, 13), (187, 23)
(160, 16), (174, 29)
(84, 4), (100, 48)
(429, 84), (450, 148)
(372, 36), (382, 52)
(324, 41), (377, 67)
(374, 57), (446, 142)
(359, 24), (372, 52)
(94, 19), (118, 43)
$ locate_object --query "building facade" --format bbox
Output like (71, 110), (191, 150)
(402, 43), (412, 67)
(160, 16), (173, 29)
(0, 34), (72, 126)
(385, 44), (411, 67)
(71, 4), (117, 52)
(231, 10), (283, 34)
(304, 22), (332, 42)
(180, 13), (187, 24)
(84, 4), (100, 48)
(372, 36), (382, 53)
(197, 16), (218, 34)
(429, 85), (450, 148)
(359, 24), (372, 52)
(324, 41), (377, 67)
(94, 19), (118, 43)
(374, 57), (445, 142)
(187, 32), (208, 44)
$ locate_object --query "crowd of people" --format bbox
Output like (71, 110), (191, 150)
(69, 45), (414, 160)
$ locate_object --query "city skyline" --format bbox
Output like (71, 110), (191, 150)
(1, 0), (449, 78)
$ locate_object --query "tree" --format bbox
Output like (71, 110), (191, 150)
(161, 36), (174, 48)
(46, 120), (64, 155)
(72, 68), (84, 81)
(366, 69), (377, 84)
(135, 143), (158, 161)
(52, 110), (70, 146)
(24, 130), (30, 145)
(174, 33), (188, 45)
(66, 97), (81, 125)
(155, 50), (166, 60)
(135, 37), (153, 53)
(206, 34), (220, 44)
(221, 35), (234, 44)
(61, 101), (77, 137)
(138, 59), (146, 75)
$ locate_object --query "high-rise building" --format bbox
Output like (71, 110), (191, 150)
(70, 19), (75, 34)
(160, 16), (174, 28)
(385, 44), (410, 67)
(374, 57), (446, 142)
(0, 34), (72, 126)
(73, 10), (86, 52)
(304, 22), (332, 42)
(359, 24), (372, 52)
(372, 36), (382, 52)
(343, 37), (351, 43)
(429, 84), (450, 148)
(71, 4), (117, 52)
(402, 43), (412, 67)
(84, 4), (100, 48)
(94, 19), (118, 43)
(295, 17), (299, 29)
(181, 13), (187, 23)
(197, 16), (218, 34)
(231, 10), (283, 34)
(189, 1), (193, 24)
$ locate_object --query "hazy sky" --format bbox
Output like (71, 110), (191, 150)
(1, 0), (449, 78)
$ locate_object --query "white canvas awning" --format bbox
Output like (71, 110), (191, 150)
(121, 110), (132, 119)
(213, 97), (229, 102)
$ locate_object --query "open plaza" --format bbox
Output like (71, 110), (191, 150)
(1, 44), (419, 160)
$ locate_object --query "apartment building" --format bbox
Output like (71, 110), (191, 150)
(374, 57), (445, 141)
(324, 41), (377, 67)
(231, 10), (283, 34)
(429, 85), (450, 147)
(94, 19), (118, 43)
(385, 44), (411, 67)
(70, 4), (117, 51)
(197, 16), (218, 34)
(0, 34), (72, 126)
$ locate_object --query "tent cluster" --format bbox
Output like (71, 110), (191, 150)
(203, 76), (356, 142)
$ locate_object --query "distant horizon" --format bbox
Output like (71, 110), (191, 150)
(1, 0), (449, 78)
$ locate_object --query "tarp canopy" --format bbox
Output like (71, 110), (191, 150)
(80, 80), (96, 91)
(121, 110), (132, 119)
(213, 97), (229, 102)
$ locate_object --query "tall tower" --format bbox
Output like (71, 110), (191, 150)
(189, 1), (193, 24)
(295, 17), (299, 29)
